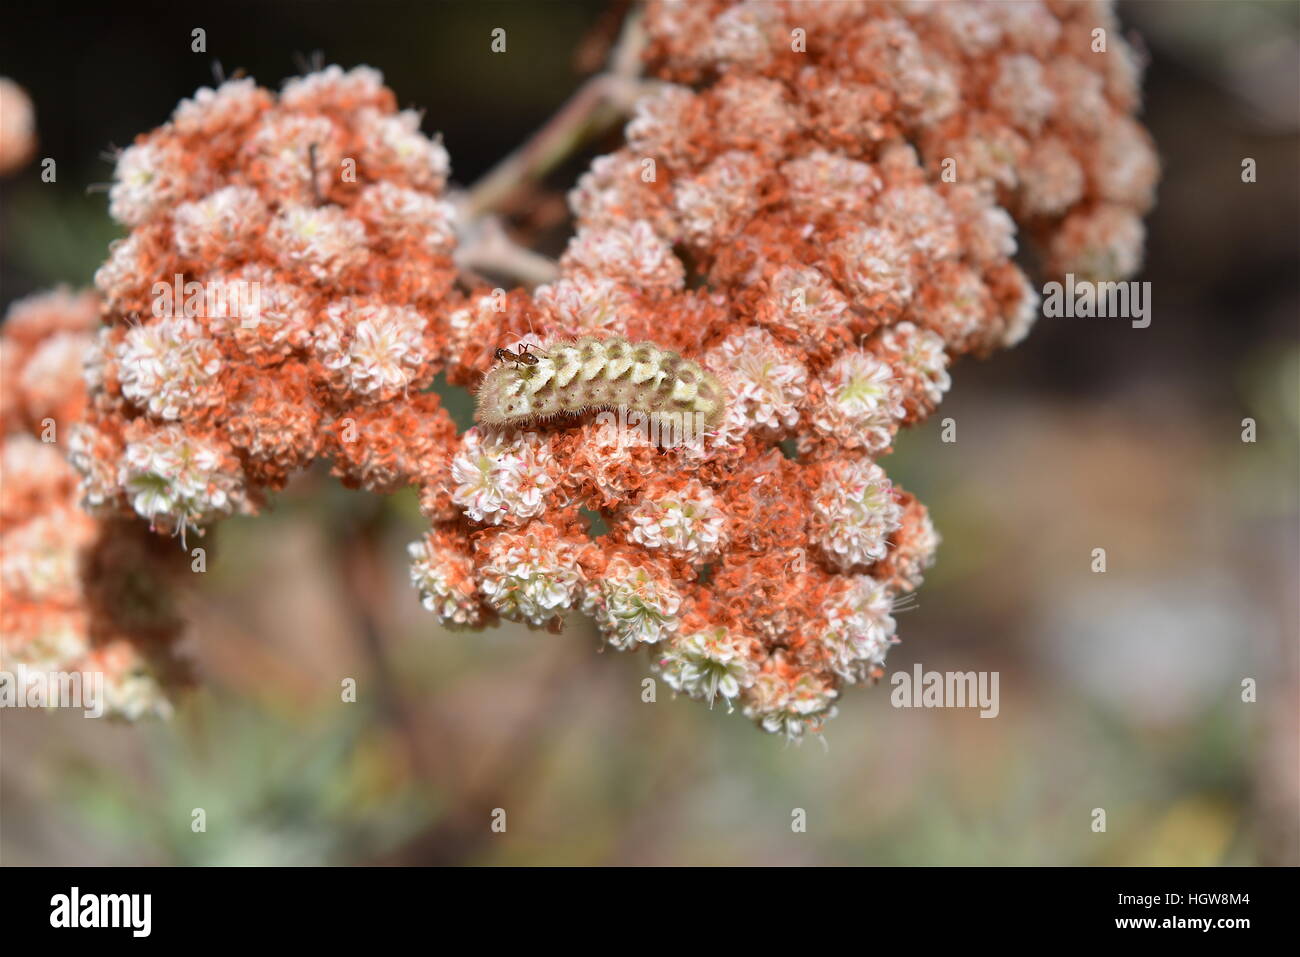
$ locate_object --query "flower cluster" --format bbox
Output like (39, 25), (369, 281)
(12, 1), (1157, 737)
(408, 0), (1156, 739)
(71, 66), (461, 535)
(0, 290), (187, 717)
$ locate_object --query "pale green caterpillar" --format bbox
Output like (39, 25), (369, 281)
(475, 336), (726, 430)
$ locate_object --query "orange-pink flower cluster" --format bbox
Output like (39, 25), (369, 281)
(3, 1), (1158, 736)
(1, 290), (187, 717)
(409, 0), (1156, 738)
(72, 66), (461, 535)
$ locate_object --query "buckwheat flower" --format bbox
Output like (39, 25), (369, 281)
(709, 327), (808, 438)
(314, 298), (428, 400)
(655, 625), (758, 711)
(328, 392), (454, 495)
(172, 185), (269, 262)
(757, 265), (852, 351)
(244, 113), (340, 203)
(868, 320), (950, 421)
(833, 226), (916, 314)
(624, 84), (701, 169)
(268, 204), (369, 283)
(816, 575), (898, 683)
(851, 17), (959, 124)
(18, 331), (94, 428)
(710, 76), (803, 158)
(2, 286), (100, 352)
(989, 54), (1055, 135)
(0, 77), (36, 175)
(705, 0), (778, 71)
(673, 150), (766, 246)
(742, 655), (839, 740)
(1, 435), (77, 528)
(878, 184), (961, 262)
(781, 149), (881, 216)
(109, 141), (196, 227)
(1096, 114), (1159, 208)
(917, 262), (995, 351)
(624, 478), (726, 561)
(450, 428), (556, 526)
(946, 184), (1018, 265)
(356, 108), (450, 193)
(476, 525), (585, 628)
(204, 266), (315, 357)
(116, 317), (223, 420)
(1019, 138), (1085, 217)
(569, 152), (678, 239)
(812, 459), (902, 570)
(280, 64), (389, 113)
(65, 423), (120, 510)
(1048, 203), (1145, 281)
(995, 264), (1041, 348)
(94, 233), (157, 313)
(581, 554), (682, 650)
(119, 424), (247, 531)
(561, 220), (685, 291)
(172, 77), (271, 137)
(871, 490), (938, 593)
(408, 530), (488, 628)
(0, 506), (97, 603)
(353, 182), (456, 251)
(533, 274), (633, 337)
(804, 350), (902, 456)
(1047, 57), (1109, 133)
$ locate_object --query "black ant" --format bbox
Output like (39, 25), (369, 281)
(494, 342), (548, 369)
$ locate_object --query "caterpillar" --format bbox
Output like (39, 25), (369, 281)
(475, 335), (726, 430)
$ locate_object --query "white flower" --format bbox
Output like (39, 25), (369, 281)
(655, 627), (757, 711)
(809, 349), (903, 454)
(119, 425), (245, 529)
(743, 667), (839, 740)
(819, 576), (898, 683)
(834, 226), (916, 309)
(109, 141), (185, 226)
(116, 317), (223, 420)
(708, 327), (807, 439)
(315, 298), (427, 399)
(268, 204), (369, 282)
(813, 460), (902, 570)
(407, 537), (484, 627)
(477, 533), (584, 627)
(450, 429), (555, 525)
(625, 479), (725, 560)
(581, 557), (681, 650)
(561, 220), (684, 291)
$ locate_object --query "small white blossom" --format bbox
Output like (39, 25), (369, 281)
(116, 317), (223, 420)
(477, 533), (584, 627)
(655, 627), (757, 711)
(625, 479), (726, 560)
(581, 557), (682, 650)
(813, 460), (902, 570)
(450, 429), (555, 526)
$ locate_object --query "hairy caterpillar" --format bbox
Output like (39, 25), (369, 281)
(475, 335), (725, 430)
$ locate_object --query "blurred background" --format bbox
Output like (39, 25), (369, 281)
(1, 0), (1296, 865)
